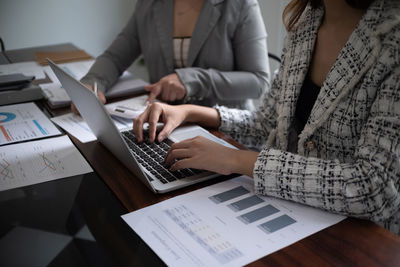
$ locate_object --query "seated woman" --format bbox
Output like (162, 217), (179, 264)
(78, 0), (270, 110)
(133, 0), (400, 235)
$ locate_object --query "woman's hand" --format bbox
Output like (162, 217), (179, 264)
(133, 102), (188, 143)
(71, 83), (106, 114)
(145, 73), (187, 103)
(165, 136), (259, 177)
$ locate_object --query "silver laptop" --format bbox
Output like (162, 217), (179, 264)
(47, 59), (220, 193)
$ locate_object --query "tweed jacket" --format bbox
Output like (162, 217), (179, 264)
(217, 0), (400, 234)
(82, 0), (270, 109)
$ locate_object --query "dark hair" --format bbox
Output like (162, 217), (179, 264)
(283, 0), (375, 31)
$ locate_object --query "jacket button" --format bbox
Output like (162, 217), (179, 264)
(305, 141), (316, 151)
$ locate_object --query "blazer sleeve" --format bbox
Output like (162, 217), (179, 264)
(80, 3), (142, 93)
(253, 68), (400, 225)
(214, 36), (289, 150)
(175, 0), (270, 102)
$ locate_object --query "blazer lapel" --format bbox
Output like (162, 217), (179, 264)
(298, 1), (384, 153)
(187, 0), (222, 67)
(153, 0), (174, 72)
(276, 5), (323, 150)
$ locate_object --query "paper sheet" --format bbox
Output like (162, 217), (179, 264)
(0, 61), (46, 80)
(0, 135), (93, 192)
(51, 113), (132, 143)
(169, 125), (237, 149)
(40, 83), (71, 107)
(122, 176), (345, 267)
(42, 60), (95, 84)
(0, 102), (61, 145)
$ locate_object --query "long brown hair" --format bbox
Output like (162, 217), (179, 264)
(283, 0), (375, 31)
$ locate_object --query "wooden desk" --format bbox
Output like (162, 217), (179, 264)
(4, 43), (400, 266)
(72, 134), (400, 266)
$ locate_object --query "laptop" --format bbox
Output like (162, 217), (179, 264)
(47, 59), (221, 193)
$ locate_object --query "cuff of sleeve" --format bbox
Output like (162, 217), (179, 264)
(80, 76), (107, 94)
(175, 68), (202, 103)
(253, 148), (282, 196)
(214, 105), (234, 132)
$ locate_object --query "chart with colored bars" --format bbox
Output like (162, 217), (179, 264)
(210, 186), (297, 234)
(0, 102), (61, 145)
(0, 136), (92, 192)
(122, 176), (345, 267)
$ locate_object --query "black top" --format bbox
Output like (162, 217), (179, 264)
(295, 75), (321, 132)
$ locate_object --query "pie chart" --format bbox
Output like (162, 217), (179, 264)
(0, 112), (17, 123)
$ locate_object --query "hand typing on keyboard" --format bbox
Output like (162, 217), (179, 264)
(133, 102), (257, 178)
(122, 130), (205, 184)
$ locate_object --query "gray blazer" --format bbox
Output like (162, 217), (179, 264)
(217, 0), (400, 234)
(81, 0), (270, 109)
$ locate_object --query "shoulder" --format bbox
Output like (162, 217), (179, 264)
(134, 0), (156, 11)
(368, 0), (400, 69)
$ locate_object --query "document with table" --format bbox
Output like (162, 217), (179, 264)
(122, 176), (345, 267)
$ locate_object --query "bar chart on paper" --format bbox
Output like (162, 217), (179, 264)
(0, 136), (92, 191)
(0, 102), (61, 145)
(122, 176), (345, 267)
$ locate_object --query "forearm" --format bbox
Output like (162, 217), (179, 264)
(177, 68), (269, 102)
(183, 105), (221, 129)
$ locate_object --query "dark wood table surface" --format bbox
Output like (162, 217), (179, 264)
(4, 43), (400, 266)
(70, 133), (400, 267)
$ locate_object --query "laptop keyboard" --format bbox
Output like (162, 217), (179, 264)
(121, 130), (204, 184)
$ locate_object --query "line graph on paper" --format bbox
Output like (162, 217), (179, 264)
(37, 150), (65, 175)
(0, 136), (92, 192)
(0, 143), (67, 191)
(1, 159), (15, 180)
(0, 155), (26, 182)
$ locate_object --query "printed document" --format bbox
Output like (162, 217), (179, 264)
(0, 135), (93, 192)
(122, 176), (345, 267)
(51, 113), (132, 143)
(0, 61), (46, 80)
(0, 102), (61, 145)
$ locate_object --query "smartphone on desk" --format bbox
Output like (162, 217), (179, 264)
(0, 73), (35, 91)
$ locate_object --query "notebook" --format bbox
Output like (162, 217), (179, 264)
(47, 59), (223, 193)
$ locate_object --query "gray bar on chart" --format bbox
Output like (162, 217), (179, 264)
(258, 214), (296, 234)
(209, 186), (250, 204)
(228, 195), (264, 212)
(237, 205), (280, 224)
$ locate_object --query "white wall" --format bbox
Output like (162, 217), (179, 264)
(258, 0), (290, 71)
(0, 0), (288, 69)
(0, 0), (135, 56)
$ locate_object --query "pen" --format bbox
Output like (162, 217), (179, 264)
(94, 81), (98, 99)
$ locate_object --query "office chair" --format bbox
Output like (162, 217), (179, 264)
(0, 37), (5, 52)
(250, 52), (282, 112)
(268, 52), (281, 64)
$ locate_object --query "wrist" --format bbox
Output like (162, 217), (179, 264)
(182, 105), (221, 128)
(230, 150), (259, 177)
